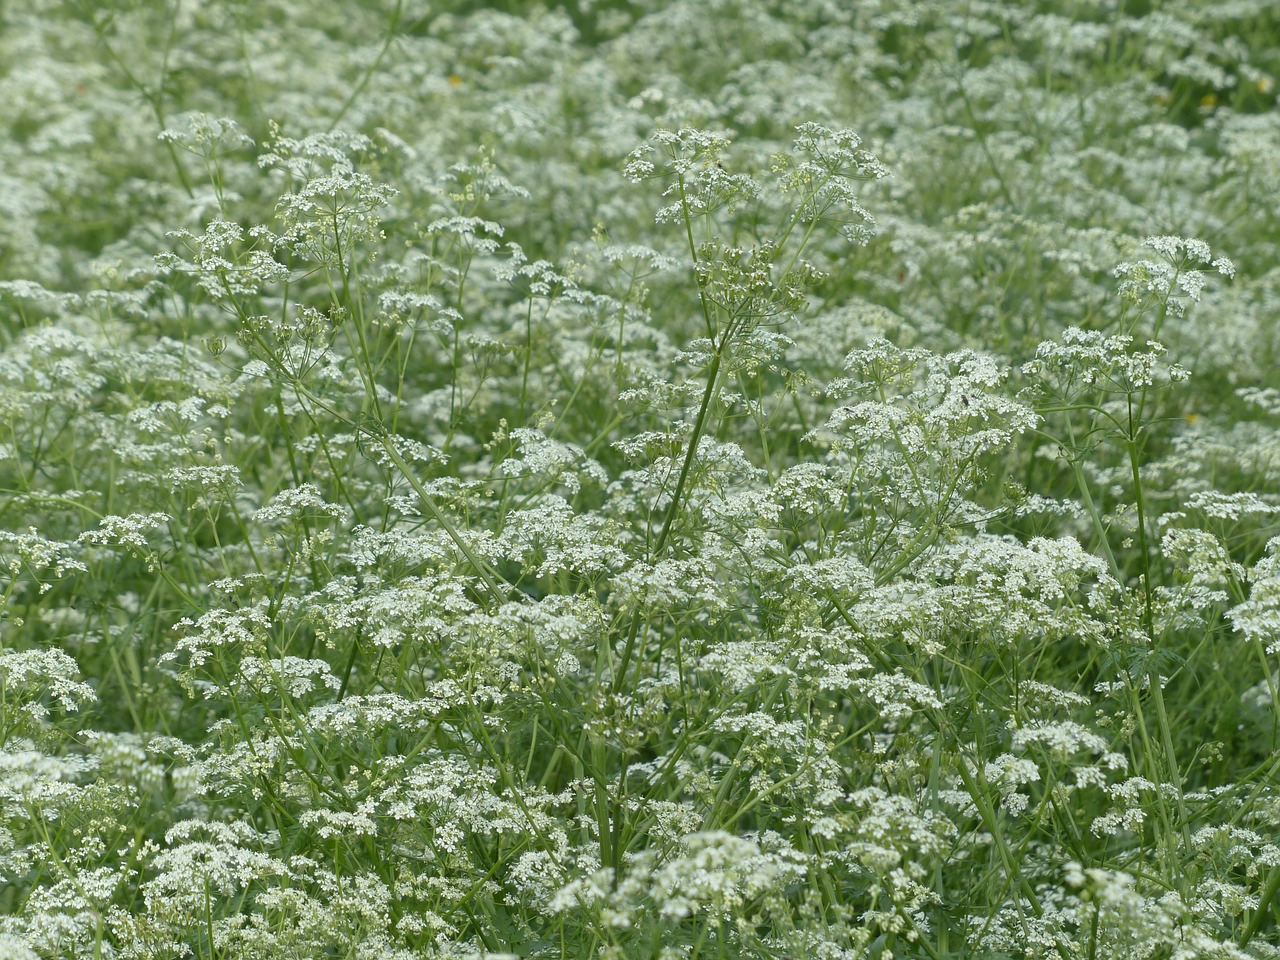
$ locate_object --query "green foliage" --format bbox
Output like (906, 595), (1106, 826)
(2, 0), (1280, 957)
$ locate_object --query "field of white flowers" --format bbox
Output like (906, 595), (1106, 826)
(2, 0), (1280, 957)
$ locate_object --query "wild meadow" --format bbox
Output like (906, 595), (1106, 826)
(2, 0), (1280, 956)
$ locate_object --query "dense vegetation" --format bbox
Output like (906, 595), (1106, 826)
(3, 1), (1280, 957)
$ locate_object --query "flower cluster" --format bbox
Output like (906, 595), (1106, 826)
(1, 1), (1279, 958)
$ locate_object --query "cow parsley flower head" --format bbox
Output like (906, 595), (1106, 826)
(1113, 236), (1234, 318)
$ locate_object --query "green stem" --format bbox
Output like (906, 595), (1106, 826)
(1240, 864), (1280, 948)
(325, 0), (404, 134)
(651, 350), (722, 561)
(376, 434), (506, 609)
